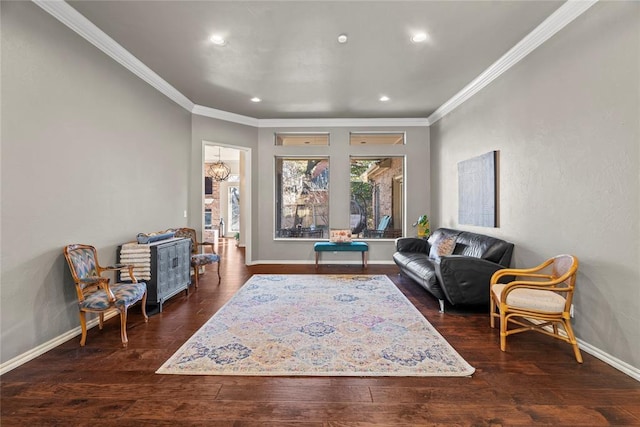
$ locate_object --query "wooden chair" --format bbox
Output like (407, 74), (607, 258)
(174, 228), (221, 288)
(63, 244), (148, 348)
(490, 254), (582, 363)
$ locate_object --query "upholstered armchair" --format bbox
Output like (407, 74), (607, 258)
(63, 244), (148, 348)
(174, 227), (221, 287)
(490, 254), (582, 363)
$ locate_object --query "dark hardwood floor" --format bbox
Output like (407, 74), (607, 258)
(2, 239), (639, 426)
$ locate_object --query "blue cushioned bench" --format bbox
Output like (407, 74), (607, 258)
(313, 242), (369, 268)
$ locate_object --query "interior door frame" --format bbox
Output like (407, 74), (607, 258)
(202, 141), (252, 264)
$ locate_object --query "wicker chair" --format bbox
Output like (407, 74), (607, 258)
(490, 254), (582, 363)
(63, 244), (148, 348)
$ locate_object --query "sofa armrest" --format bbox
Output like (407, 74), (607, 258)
(395, 237), (430, 254)
(435, 255), (506, 306)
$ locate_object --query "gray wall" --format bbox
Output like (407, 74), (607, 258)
(1, 2), (191, 363)
(430, 2), (639, 368)
(191, 121), (429, 265)
(256, 126), (430, 263)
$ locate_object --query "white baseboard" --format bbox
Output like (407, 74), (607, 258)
(578, 338), (640, 382)
(0, 311), (118, 375)
(513, 319), (639, 382)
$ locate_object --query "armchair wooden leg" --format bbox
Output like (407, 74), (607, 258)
(99, 312), (104, 330)
(490, 297), (496, 329)
(499, 310), (508, 352)
(216, 262), (221, 283)
(141, 291), (149, 322)
(562, 318), (583, 363)
(119, 308), (128, 348)
(79, 311), (88, 347)
(193, 265), (200, 288)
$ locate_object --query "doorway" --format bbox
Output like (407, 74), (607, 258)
(203, 142), (251, 262)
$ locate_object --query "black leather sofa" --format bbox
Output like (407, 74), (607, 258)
(393, 228), (514, 312)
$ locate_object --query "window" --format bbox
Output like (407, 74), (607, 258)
(228, 186), (240, 233)
(275, 133), (329, 146)
(350, 157), (404, 239)
(350, 132), (405, 145)
(275, 157), (329, 238)
(204, 176), (213, 195)
(204, 209), (212, 230)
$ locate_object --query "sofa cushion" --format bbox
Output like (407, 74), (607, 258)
(427, 228), (460, 246)
(330, 229), (352, 243)
(429, 235), (456, 260)
(456, 231), (510, 264)
(392, 252), (438, 287)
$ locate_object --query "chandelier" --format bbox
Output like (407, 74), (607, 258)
(206, 147), (231, 182)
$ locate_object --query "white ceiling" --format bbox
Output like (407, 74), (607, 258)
(65, 0), (564, 120)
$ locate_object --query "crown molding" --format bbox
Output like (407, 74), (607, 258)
(192, 105), (259, 127)
(33, 0), (428, 129)
(427, 0), (598, 125)
(257, 117), (430, 128)
(192, 106), (429, 128)
(34, 0), (596, 129)
(33, 0), (195, 112)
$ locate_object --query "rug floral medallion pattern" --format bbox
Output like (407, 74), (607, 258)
(156, 275), (475, 377)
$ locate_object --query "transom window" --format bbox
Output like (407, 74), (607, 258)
(275, 157), (329, 238)
(275, 133), (329, 146)
(349, 132), (405, 145)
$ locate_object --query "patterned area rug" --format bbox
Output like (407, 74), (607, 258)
(156, 275), (475, 377)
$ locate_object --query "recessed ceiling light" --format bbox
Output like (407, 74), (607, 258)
(250, 97), (261, 103)
(210, 35), (226, 46)
(337, 34), (348, 44)
(411, 32), (428, 43)
(379, 95), (390, 102)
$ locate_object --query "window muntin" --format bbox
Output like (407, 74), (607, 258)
(275, 157), (329, 238)
(350, 156), (404, 239)
(349, 132), (405, 145)
(275, 133), (329, 146)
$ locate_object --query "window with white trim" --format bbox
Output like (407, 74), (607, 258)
(275, 157), (329, 238)
(350, 156), (404, 239)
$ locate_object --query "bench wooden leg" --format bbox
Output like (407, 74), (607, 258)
(315, 251), (319, 269)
